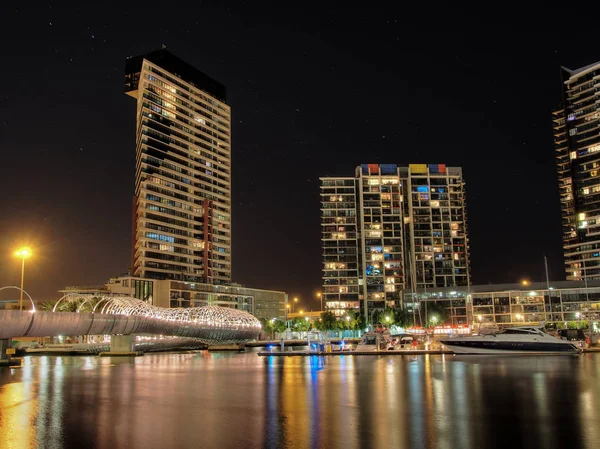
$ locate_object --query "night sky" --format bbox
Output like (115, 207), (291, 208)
(0, 3), (596, 310)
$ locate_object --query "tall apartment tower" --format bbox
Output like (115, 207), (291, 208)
(553, 61), (600, 282)
(320, 164), (470, 316)
(125, 50), (232, 284)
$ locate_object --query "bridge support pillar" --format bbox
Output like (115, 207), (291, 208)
(105, 335), (137, 356)
(0, 338), (19, 367)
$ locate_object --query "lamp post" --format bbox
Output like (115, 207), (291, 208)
(576, 312), (581, 329)
(293, 297), (298, 314)
(14, 247), (32, 311)
(316, 292), (323, 311)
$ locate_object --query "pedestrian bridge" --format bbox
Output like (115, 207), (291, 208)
(0, 296), (261, 345)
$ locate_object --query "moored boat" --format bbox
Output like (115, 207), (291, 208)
(439, 325), (581, 355)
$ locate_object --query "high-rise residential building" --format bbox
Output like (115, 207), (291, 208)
(553, 61), (600, 282)
(320, 164), (470, 317)
(125, 49), (231, 284)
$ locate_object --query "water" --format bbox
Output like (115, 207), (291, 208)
(1, 352), (600, 449)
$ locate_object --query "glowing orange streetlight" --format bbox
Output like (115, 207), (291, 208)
(521, 279), (529, 287)
(14, 247), (32, 311)
(293, 297), (298, 314)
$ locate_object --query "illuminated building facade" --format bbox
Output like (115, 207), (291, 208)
(125, 49), (231, 284)
(416, 280), (600, 329)
(61, 278), (287, 321)
(320, 164), (470, 317)
(554, 61), (600, 282)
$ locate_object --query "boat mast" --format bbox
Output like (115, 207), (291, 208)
(544, 253), (550, 290)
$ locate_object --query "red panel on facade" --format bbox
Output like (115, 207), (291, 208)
(438, 164), (446, 173)
(368, 164), (379, 174)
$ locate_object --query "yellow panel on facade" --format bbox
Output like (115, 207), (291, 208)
(409, 164), (428, 174)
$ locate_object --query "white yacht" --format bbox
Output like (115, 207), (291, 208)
(439, 325), (581, 355)
(355, 332), (390, 352)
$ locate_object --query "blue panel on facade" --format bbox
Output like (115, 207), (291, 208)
(417, 186), (429, 192)
(428, 164), (438, 173)
(361, 164), (369, 174)
(380, 164), (397, 175)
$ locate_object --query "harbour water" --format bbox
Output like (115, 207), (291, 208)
(1, 351), (600, 449)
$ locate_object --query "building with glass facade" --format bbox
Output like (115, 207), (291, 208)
(553, 61), (600, 282)
(320, 164), (470, 318)
(101, 277), (287, 321)
(125, 49), (232, 284)
(415, 281), (600, 330)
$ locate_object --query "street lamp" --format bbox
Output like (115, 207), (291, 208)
(521, 280), (529, 287)
(316, 292), (323, 311)
(14, 247), (32, 311)
(576, 312), (581, 329)
(293, 297), (298, 314)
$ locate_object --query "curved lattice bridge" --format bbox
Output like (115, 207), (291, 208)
(0, 295), (261, 345)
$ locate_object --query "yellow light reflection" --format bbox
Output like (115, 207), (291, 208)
(0, 382), (38, 449)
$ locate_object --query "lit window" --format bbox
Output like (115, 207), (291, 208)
(579, 213), (586, 220)
(570, 151), (577, 160)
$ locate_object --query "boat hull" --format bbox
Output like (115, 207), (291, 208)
(440, 339), (580, 355)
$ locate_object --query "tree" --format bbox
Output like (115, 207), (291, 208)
(320, 311), (338, 331)
(423, 301), (449, 325)
(273, 319), (287, 335)
(394, 308), (413, 328)
(39, 301), (56, 312)
(381, 307), (395, 327)
(313, 319), (326, 332)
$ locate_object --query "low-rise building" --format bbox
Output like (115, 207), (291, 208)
(103, 277), (287, 321)
(410, 280), (600, 329)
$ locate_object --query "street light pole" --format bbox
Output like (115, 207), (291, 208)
(19, 256), (25, 311)
(14, 247), (32, 312)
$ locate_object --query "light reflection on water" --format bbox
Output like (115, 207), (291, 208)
(0, 353), (600, 448)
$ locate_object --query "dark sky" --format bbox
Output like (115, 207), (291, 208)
(0, 3), (597, 310)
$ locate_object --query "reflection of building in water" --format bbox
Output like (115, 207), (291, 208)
(414, 280), (600, 328)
